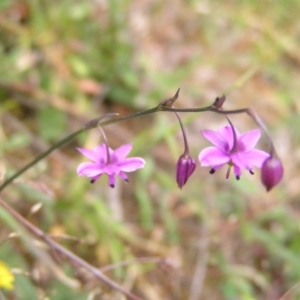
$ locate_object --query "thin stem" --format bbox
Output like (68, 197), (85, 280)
(0, 198), (142, 300)
(247, 109), (276, 156)
(0, 128), (85, 192)
(99, 106), (160, 127)
(174, 111), (189, 155)
(84, 113), (119, 130)
(97, 125), (111, 163)
(0, 114), (117, 192)
(158, 106), (275, 154)
(0, 90), (276, 193)
(226, 116), (238, 153)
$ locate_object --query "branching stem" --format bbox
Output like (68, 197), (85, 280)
(0, 91), (276, 192)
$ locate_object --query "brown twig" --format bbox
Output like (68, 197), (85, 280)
(0, 198), (143, 300)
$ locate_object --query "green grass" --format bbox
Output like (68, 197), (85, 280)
(0, 0), (299, 299)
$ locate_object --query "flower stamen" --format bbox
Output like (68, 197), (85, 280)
(226, 166), (231, 179)
(209, 169), (215, 174)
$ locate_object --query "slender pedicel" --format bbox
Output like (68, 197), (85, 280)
(173, 110), (196, 189)
(226, 116), (238, 153)
(97, 125), (111, 163)
(0, 113), (118, 192)
(0, 90), (283, 192)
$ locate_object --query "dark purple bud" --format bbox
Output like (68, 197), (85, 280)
(261, 156), (284, 192)
(176, 154), (196, 189)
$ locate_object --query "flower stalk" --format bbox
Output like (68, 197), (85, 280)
(0, 89), (283, 192)
(97, 125), (112, 164)
(174, 111), (196, 189)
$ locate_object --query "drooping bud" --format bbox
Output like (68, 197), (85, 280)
(261, 156), (284, 191)
(176, 154), (196, 189)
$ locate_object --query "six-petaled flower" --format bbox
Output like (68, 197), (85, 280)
(198, 125), (270, 180)
(77, 118), (282, 191)
(77, 143), (145, 187)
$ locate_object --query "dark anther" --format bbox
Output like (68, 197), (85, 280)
(236, 176), (240, 180)
(209, 169), (215, 174)
(110, 184), (115, 188)
(249, 170), (254, 175)
(90, 179), (95, 184)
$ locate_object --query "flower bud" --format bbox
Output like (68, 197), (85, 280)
(176, 154), (196, 189)
(261, 156), (284, 191)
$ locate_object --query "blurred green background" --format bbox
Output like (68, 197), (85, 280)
(0, 0), (299, 299)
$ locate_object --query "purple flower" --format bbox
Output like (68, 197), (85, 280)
(198, 125), (270, 179)
(261, 156), (284, 191)
(77, 143), (145, 187)
(176, 154), (196, 189)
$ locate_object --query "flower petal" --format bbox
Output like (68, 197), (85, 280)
(94, 144), (109, 163)
(218, 126), (240, 151)
(201, 130), (229, 152)
(113, 144), (133, 160)
(232, 150), (270, 170)
(198, 147), (230, 167)
(0, 261), (14, 290)
(119, 171), (129, 182)
(233, 164), (242, 177)
(77, 148), (102, 163)
(210, 164), (224, 171)
(219, 125), (240, 137)
(91, 174), (102, 183)
(117, 157), (146, 172)
(238, 129), (261, 151)
(102, 164), (120, 175)
(77, 162), (103, 177)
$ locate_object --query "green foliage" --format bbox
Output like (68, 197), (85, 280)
(37, 107), (67, 142)
(0, 0), (299, 299)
